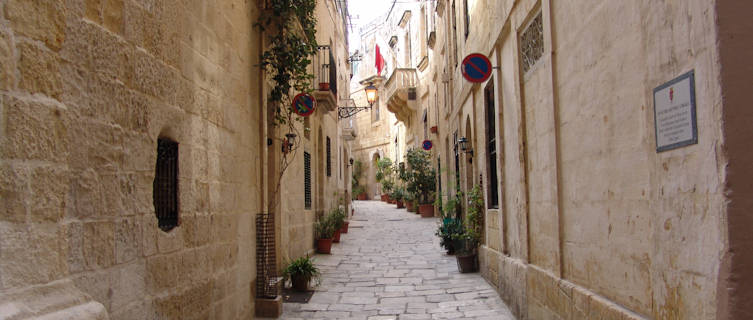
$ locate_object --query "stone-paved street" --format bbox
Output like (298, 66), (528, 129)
(271, 200), (516, 320)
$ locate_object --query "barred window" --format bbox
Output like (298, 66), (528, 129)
(520, 12), (544, 74)
(304, 151), (312, 209)
(153, 138), (179, 232)
(326, 137), (332, 177)
(485, 83), (499, 208)
(463, 0), (469, 39)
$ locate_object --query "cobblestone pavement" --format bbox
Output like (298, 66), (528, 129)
(271, 200), (516, 320)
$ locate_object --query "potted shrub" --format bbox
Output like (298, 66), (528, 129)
(393, 188), (405, 209)
(352, 160), (368, 201)
(329, 207), (346, 243)
(456, 185), (484, 273)
(283, 256), (320, 292)
(315, 217), (335, 254)
(406, 148), (437, 217)
(436, 194), (463, 254)
(405, 192), (416, 212)
(376, 158), (394, 202)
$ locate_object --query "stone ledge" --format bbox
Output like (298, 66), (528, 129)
(0, 279), (109, 320)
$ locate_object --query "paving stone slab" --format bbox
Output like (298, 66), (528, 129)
(275, 201), (516, 320)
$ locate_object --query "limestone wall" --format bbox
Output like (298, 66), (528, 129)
(0, 0), (263, 318)
(426, 0), (731, 319)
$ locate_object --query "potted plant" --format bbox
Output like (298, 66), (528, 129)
(456, 185), (484, 273)
(406, 148), (437, 217)
(436, 194), (463, 254)
(352, 160), (368, 200)
(329, 207), (346, 243)
(393, 188), (405, 208)
(315, 217), (335, 254)
(376, 158), (394, 202)
(283, 256), (320, 292)
(405, 192), (416, 212)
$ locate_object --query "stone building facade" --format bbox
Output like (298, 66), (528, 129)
(0, 0), (351, 319)
(353, 0), (753, 319)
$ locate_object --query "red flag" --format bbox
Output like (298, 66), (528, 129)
(375, 44), (385, 76)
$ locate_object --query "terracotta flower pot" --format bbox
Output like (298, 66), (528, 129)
(291, 274), (310, 292)
(317, 238), (332, 254)
(381, 194), (389, 202)
(340, 221), (349, 234)
(456, 253), (478, 273)
(357, 193), (367, 201)
(419, 204), (435, 217)
(396, 200), (404, 208)
(318, 82), (330, 91)
(406, 201), (415, 212)
(333, 228), (341, 243)
(430, 126), (438, 133)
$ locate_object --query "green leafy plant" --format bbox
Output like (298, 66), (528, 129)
(458, 185), (484, 254)
(436, 217), (464, 252)
(315, 217), (335, 239)
(256, 0), (319, 125)
(376, 158), (395, 194)
(406, 148), (436, 204)
(391, 188), (405, 201)
(327, 207), (346, 230)
(351, 160), (365, 199)
(282, 255), (321, 285)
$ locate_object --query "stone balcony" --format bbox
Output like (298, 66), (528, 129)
(384, 68), (418, 125)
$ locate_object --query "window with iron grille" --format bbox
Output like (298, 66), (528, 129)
(304, 151), (312, 209)
(485, 83), (499, 208)
(520, 12), (544, 74)
(463, 0), (470, 39)
(326, 137), (332, 177)
(153, 138), (179, 232)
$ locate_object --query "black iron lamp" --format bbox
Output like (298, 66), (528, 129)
(458, 137), (473, 160)
(339, 83), (379, 119)
(349, 158), (354, 166)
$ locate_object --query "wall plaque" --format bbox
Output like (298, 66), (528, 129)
(653, 70), (697, 152)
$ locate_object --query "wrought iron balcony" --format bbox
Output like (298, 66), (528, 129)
(311, 45), (338, 112)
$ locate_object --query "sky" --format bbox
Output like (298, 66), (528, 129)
(347, 0), (395, 54)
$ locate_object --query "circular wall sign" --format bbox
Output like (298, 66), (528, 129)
(422, 140), (433, 151)
(292, 93), (316, 117)
(461, 53), (493, 83)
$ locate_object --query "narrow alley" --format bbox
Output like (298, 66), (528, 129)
(270, 201), (515, 320)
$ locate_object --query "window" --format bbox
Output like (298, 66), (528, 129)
(520, 12), (544, 74)
(485, 83), (499, 208)
(304, 151), (312, 209)
(451, 0), (458, 68)
(153, 138), (179, 232)
(326, 137), (332, 177)
(463, 0), (470, 39)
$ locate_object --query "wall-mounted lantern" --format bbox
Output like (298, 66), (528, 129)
(283, 132), (297, 153)
(339, 83), (378, 119)
(458, 137), (473, 161)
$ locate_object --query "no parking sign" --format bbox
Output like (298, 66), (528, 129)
(461, 53), (493, 83)
(422, 140), (433, 151)
(292, 93), (316, 117)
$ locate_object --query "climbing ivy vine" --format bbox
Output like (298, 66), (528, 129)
(257, 0), (319, 125)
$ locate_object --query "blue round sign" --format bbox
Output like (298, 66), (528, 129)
(422, 140), (433, 151)
(461, 53), (492, 83)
